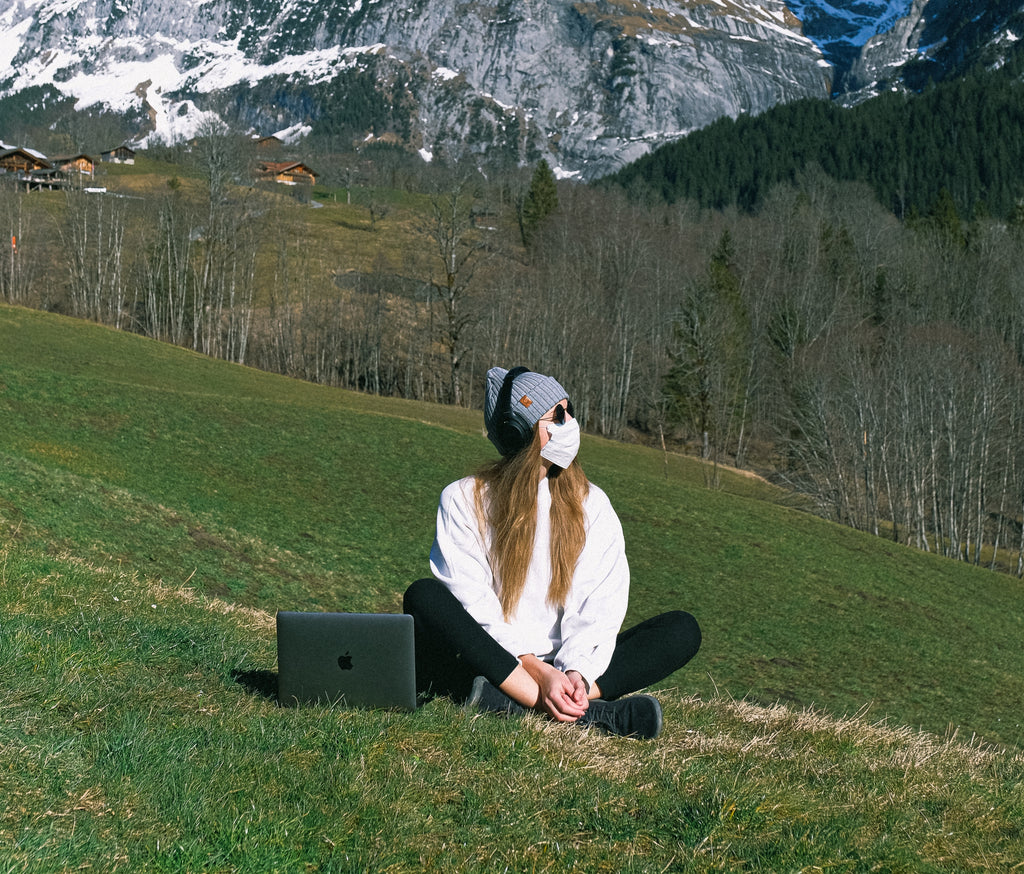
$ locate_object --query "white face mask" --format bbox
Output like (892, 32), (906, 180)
(540, 417), (581, 469)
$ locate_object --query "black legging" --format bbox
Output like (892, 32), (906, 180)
(403, 577), (701, 703)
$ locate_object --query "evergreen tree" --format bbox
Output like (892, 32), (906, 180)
(664, 230), (749, 463)
(519, 159), (559, 246)
(923, 187), (965, 249)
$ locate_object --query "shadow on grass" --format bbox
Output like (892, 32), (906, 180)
(232, 668), (279, 701)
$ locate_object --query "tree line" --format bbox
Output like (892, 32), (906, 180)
(5, 138), (1024, 575)
(607, 50), (1024, 222)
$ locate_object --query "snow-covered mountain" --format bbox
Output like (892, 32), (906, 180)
(0, 0), (832, 178)
(1, 0), (1022, 177)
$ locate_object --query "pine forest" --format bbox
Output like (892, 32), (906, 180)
(609, 55), (1024, 222)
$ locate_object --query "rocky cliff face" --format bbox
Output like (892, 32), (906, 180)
(782, 0), (914, 77)
(1, 0), (832, 178)
(838, 0), (1024, 102)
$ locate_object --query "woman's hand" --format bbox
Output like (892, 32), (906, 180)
(564, 670), (590, 703)
(520, 655), (589, 722)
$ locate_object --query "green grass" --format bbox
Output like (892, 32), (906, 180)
(2, 303), (1024, 871)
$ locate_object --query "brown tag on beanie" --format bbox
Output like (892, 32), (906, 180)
(519, 395), (533, 408)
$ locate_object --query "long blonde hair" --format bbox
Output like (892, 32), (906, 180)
(473, 426), (590, 620)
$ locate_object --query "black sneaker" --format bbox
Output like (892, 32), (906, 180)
(465, 676), (527, 716)
(579, 695), (663, 739)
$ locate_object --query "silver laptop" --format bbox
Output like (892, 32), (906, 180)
(276, 612), (417, 710)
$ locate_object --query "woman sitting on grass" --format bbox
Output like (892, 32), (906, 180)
(404, 366), (701, 739)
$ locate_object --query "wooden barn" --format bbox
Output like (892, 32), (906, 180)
(254, 135), (283, 152)
(100, 145), (136, 164)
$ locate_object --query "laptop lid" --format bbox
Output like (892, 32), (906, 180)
(276, 611), (417, 711)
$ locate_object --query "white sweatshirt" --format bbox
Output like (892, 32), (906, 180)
(429, 475), (629, 685)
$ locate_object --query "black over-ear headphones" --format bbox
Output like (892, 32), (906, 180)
(494, 366), (577, 457)
(495, 366), (532, 456)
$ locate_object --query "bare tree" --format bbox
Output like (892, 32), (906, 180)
(189, 119), (262, 364)
(0, 188), (38, 305)
(137, 188), (196, 346)
(425, 175), (491, 405)
(61, 188), (128, 328)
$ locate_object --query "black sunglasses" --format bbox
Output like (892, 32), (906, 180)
(541, 401), (574, 427)
(553, 402), (575, 424)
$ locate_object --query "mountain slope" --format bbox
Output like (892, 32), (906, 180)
(604, 58), (1024, 218)
(785, 0), (915, 73)
(5, 1), (1024, 177)
(841, 0), (1024, 101)
(3, 302), (1024, 751)
(4, 0), (1024, 180)
(1, 0), (831, 177)
(3, 299), (1024, 869)
(769, 1), (1024, 97)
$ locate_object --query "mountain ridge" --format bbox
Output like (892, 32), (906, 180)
(5, 0), (832, 178)
(2, 0), (1023, 177)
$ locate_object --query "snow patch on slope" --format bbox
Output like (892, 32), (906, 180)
(786, 0), (915, 51)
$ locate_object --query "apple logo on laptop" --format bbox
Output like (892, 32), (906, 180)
(338, 652), (354, 671)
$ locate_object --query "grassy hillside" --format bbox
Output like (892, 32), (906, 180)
(2, 304), (1023, 871)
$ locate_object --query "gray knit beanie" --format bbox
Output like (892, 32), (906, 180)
(484, 366), (570, 456)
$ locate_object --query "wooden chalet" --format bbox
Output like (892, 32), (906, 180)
(257, 160), (317, 186)
(0, 148), (65, 190)
(254, 135), (283, 151)
(100, 145), (136, 164)
(0, 147), (50, 176)
(51, 154), (96, 176)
